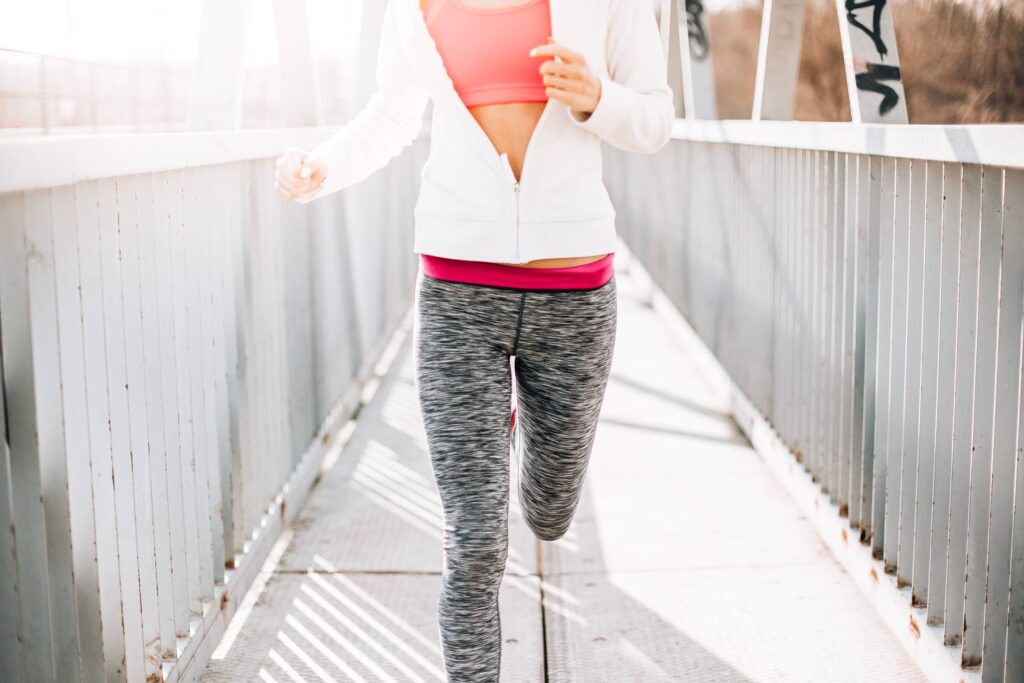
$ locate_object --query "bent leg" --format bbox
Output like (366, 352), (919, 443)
(513, 277), (618, 541)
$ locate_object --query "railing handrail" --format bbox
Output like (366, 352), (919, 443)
(671, 119), (1024, 169)
(0, 127), (331, 194)
(0, 122), (436, 194)
(4, 119), (1021, 196)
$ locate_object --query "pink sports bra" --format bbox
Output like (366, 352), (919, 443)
(424, 0), (551, 108)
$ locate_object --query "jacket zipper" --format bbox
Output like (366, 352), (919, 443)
(514, 180), (521, 262)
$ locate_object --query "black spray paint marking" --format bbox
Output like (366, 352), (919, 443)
(845, 0), (889, 59)
(856, 63), (902, 116)
(685, 0), (709, 62)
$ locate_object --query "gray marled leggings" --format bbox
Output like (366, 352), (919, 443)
(412, 270), (617, 682)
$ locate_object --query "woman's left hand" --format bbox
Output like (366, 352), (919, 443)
(530, 40), (602, 120)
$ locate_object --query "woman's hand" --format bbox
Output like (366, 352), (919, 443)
(275, 147), (327, 201)
(530, 40), (602, 120)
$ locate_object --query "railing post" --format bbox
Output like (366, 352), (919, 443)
(272, 0), (320, 127)
(188, 0), (251, 130)
(752, 0), (806, 121)
(834, 0), (908, 123)
(671, 0), (717, 120)
(0, 323), (22, 683)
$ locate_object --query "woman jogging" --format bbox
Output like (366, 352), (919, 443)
(274, 0), (673, 679)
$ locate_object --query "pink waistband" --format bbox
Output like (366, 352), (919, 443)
(419, 253), (615, 290)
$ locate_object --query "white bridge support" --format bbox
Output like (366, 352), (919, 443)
(752, 0), (807, 121)
(753, 0), (908, 123)
(660, 0), (718, 120)
(188, 0), (252, 131)
(836, 0), (908, 123)
(189, 0), (319, 131)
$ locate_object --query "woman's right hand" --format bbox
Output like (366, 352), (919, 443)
(275, 147), (327, 201)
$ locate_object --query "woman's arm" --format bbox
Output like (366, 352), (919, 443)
(566, 0), (674, 154)
(294, 0), (430, 204)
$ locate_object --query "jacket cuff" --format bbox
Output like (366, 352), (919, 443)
(566, 73), (631, 139)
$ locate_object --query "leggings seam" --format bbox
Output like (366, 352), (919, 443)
(511, 293), (527, 356)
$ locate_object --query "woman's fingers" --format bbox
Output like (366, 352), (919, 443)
(303, 156), (327, 184)
(532, 41), (600, 115)
(274, 148), (326, 201)
(542, 74), (576, 91)
(275, 176), (300, 200)
(539, 60), (582, 79)
(529, 42), (584, 63)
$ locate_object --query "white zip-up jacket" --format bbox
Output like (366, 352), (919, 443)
(298, 0), (674, 264)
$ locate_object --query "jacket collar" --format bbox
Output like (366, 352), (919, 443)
(395, 0), (579, 170)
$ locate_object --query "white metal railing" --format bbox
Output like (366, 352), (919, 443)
(0, 127), (428, 682)
(605, 121), (1024, 683)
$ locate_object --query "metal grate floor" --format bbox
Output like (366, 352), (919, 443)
(202, 264), (927, 683)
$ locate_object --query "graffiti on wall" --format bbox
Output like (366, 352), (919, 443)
(845, 0), (902, 117)
(845, 0), (890, 57)
(684, 0), (709, 61)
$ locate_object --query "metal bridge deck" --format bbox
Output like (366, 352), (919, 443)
(202, 265), (926, 683)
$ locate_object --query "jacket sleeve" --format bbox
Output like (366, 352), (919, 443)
(566, 0), (675, 154)
(297, 0), (430, 204)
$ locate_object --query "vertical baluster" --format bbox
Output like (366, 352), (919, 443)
(808, 149), (824, 480)
(75, 180), (128, 680)
(0, 305), (22, 683)
(167, 167), (203, 624)
(910, 160), (944, 605)
(195, 165), (225, 585)
(980, 168), (1021, 679)
(98, 176), (147, 681)
(826, 151), (842, 494)
(117, 174), (163, 679)
(962, 166), (1004, 668)
(804, 148), (816, 470)
(781, 148), (795, 453)
(839, 152), (857, 512)
(883, 158), (911, 576)
(231, 162), (251, 560)
(763, 146), (776, 421)
(135, 171), (179, 666)
(182, 168), (216, 604)
(897, 159), (926, 588)
(926, 162), (963, 627)
(871, 156), (897, 560)
(0, 192), (58, 682)
(849, 154), (871, 528)
(152, 170), (191, 645)
(1007, 179), (1024, 682)
(50, 184), (105, 681)
(796, 148), (810, 468)
(210, 164), (238, 571)
(858, 155), (883, 539)
(945, 164), (983, 649)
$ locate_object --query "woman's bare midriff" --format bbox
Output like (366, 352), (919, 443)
(421, 0), (610, 269)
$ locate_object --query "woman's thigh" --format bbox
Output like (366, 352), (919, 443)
(511, 276), (618, 538)
(413, 274), (520, 554)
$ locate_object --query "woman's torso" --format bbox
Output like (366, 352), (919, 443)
(420, 0), (608, 269)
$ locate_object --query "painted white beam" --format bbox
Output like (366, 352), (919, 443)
(272, 0), (320, 127)
(668, 119), (1024, 168)
(676, 0), (717, 120)
(752, 0), (807, 121)
(835, 0), (908, 123)
(188, 0), (251, 131)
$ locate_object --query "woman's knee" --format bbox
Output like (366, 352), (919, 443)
(441, 532), (509, 582)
